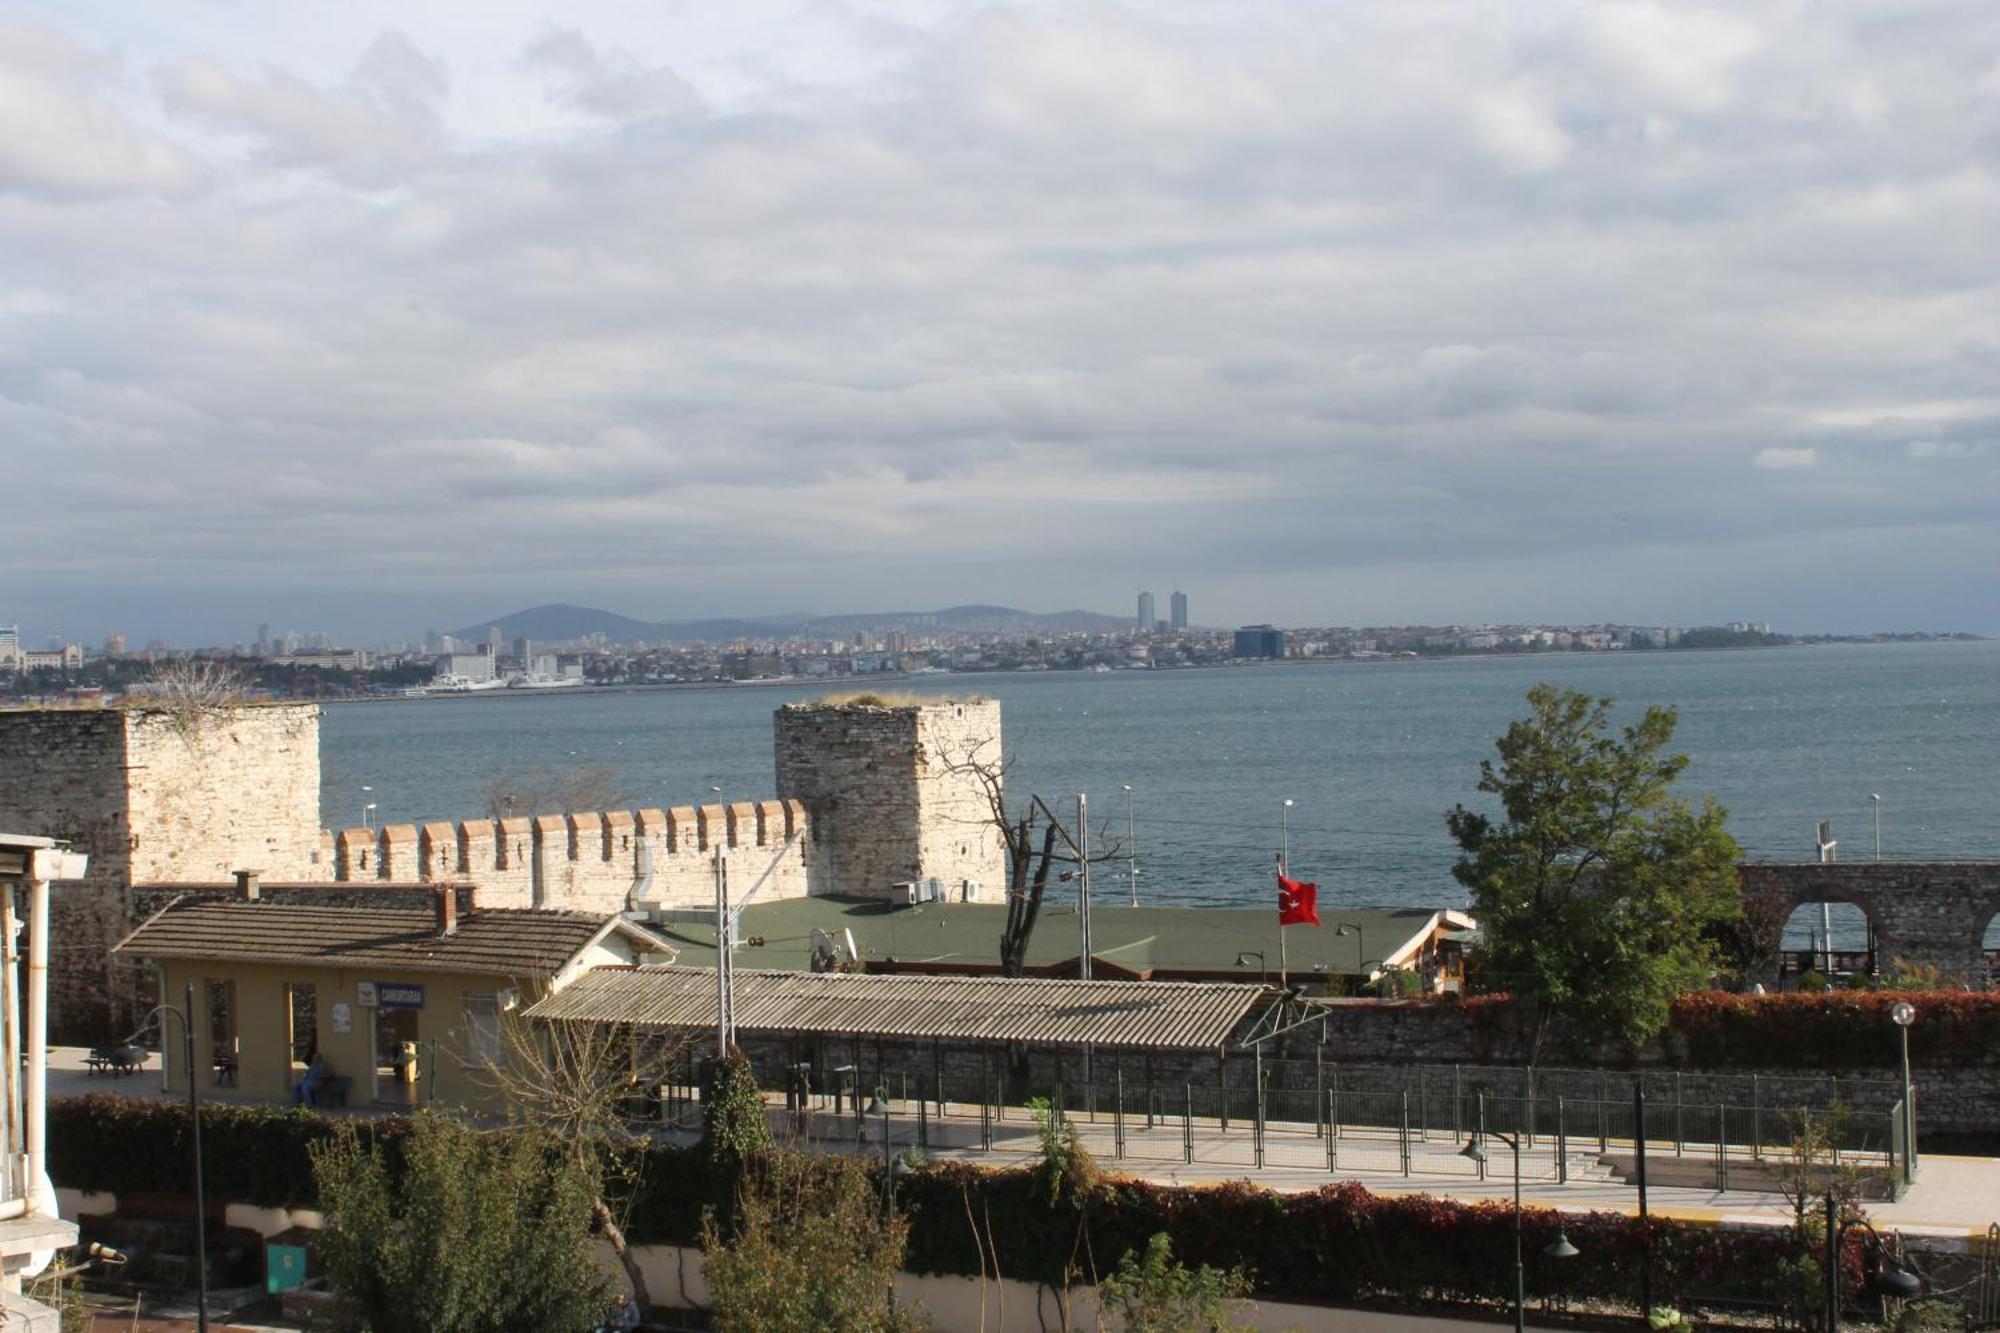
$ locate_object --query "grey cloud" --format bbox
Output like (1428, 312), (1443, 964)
(0, 21), (201, 198)
(2, 2), (1997, 644)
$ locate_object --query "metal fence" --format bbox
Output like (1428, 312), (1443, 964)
(646, 1052), (1911, 1197)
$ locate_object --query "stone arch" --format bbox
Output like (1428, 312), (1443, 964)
(1737, 862), (2000, 990)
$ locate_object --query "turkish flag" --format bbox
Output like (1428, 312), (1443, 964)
(1277, 874), (1320, 926)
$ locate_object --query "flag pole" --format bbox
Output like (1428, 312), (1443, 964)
(1275, 853), (1288, 988)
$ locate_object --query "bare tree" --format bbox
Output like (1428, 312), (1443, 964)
(472, 1014), (690, 1313)
(935, 741), (1123, 977)
(122, 659), (248, 744)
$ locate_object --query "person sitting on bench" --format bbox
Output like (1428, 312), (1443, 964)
(292, 1045), (329, 1107)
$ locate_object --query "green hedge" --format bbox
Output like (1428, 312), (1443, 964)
(52, 1095), (1799, 1307)
(1669, 990), (2000, 1069)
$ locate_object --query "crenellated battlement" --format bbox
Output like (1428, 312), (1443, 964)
(329, 797), (816, 914)
(0, 695), (997, 1040)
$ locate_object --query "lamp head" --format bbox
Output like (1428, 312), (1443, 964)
(1870, 1262), (1922, 1299)
(1283, 799), (1294, 809)
(1891, 1001), (1916, 1028)
(865, 1088), (889, 1115)
(1543, 1227), (1580, 1260)
(1459, 1135), (1488, 1164)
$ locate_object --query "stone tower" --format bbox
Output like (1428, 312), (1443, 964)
(774, 697), (1007, 901)
(0, 703), (323, 1038)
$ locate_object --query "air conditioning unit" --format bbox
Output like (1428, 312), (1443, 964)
(924, 878), (944, 902)
(961, 880), (979, 902)
(895, 881), (919, 904)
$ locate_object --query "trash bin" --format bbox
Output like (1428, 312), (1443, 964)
(265, 1226), (318, 1294)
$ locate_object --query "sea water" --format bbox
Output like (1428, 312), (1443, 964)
(321, 639), (1997, 934)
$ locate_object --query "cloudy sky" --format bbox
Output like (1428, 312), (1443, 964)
(4, 0), (1997, 646)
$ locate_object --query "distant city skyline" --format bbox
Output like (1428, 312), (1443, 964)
(4, 2), (1995, 643)
(6, 595), (1982, 657)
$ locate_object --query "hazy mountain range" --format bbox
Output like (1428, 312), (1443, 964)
(449, 603), (1136, 645)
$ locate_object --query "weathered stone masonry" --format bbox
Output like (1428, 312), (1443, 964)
(2, 698), (1005, 1039)
(774, 698), (1007, 901)
(0, 705), (323, 1038)
(1739, 862), (2000, 987)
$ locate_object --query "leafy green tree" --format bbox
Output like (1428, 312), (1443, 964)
(702, 1151), (924, 1333)
(309, 1112), (610, 1333)
(1447, 683), (1742, 1056)
(1095, 1233), (1254, 1333)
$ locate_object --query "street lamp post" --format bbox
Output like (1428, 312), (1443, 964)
(1891, 1001), (1917, 1181)
(1123, 785), (1139, 908)
(143, 983), (210, 1333)
(360, 786), (372, 829)
(1460, 1130), (1578, 1333)
(1235, 951), (1267, 986)
(1824, 1193), (1922, 1329)
(1279, 799), (1294, 875)
(1871, 794), (1883, 861)
(1334, 924), (1363, 993)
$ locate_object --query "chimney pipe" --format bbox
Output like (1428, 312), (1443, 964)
(435, 887), (458, 937)
(235, 869), (262, 901)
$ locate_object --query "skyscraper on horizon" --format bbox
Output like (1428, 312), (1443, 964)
(1170, 589), (1188, 631)
(1136, 591), (1155, 634)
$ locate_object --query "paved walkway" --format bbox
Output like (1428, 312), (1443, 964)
(53, 1047), (2000, 1244)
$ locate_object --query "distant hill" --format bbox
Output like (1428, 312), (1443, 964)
(449, 602), (1131, 645)
(450, 604), (665, 644)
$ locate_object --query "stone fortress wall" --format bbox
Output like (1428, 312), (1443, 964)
(0, 705), (324, 1038)
(774, 697), (1008, 902)
(330, 799), (816, 915)
(0, 696), (1004, 1039)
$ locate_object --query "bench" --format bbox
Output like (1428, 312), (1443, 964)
(86, 1046), (147, 1076)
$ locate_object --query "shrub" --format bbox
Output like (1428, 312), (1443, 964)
(310, 1112), (609, 1333)
(1668, 990), (2000, 1069)
(702, 1151), (922, 1332)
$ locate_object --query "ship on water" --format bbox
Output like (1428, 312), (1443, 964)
(509, 673), (582, 690)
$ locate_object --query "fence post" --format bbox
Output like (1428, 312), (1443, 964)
(1716, 1103), (1727, 1193)
(1476, 1092), (1488, 1181)
(1331, 1069), (1341, 1147)
(980, 1090), (992, 1151)
(1599, 1071), (1609, 1153)
(1218, 1052), (1229, 1131)
(1055, 1078), (1066, 1130)
(1146, 1053), (1156, 1131)
(918, 1095), (928, 1151)
(1326, 1090), (1338, 1172)
(1674, 1072), (1684, 1157)
(1253, 1047), (1267, 1170)
(1453, 1064), (1463, 1142)
(1400, 1091), (1412, 1176)
(1315, 1048), (1325, 1140)
(1752, 1073), (1762, 1161)
(1557, 1095), (1568, 1184)
(1525, 1068), (1536, 1150)
(1184, 1083), (1194, 1164)
(1115, 1067), (1126, 1160)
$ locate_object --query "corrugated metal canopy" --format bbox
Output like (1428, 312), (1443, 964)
(526, 967), (1266, 1050)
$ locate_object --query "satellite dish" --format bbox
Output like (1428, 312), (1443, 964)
(810, 929), (838, 972)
